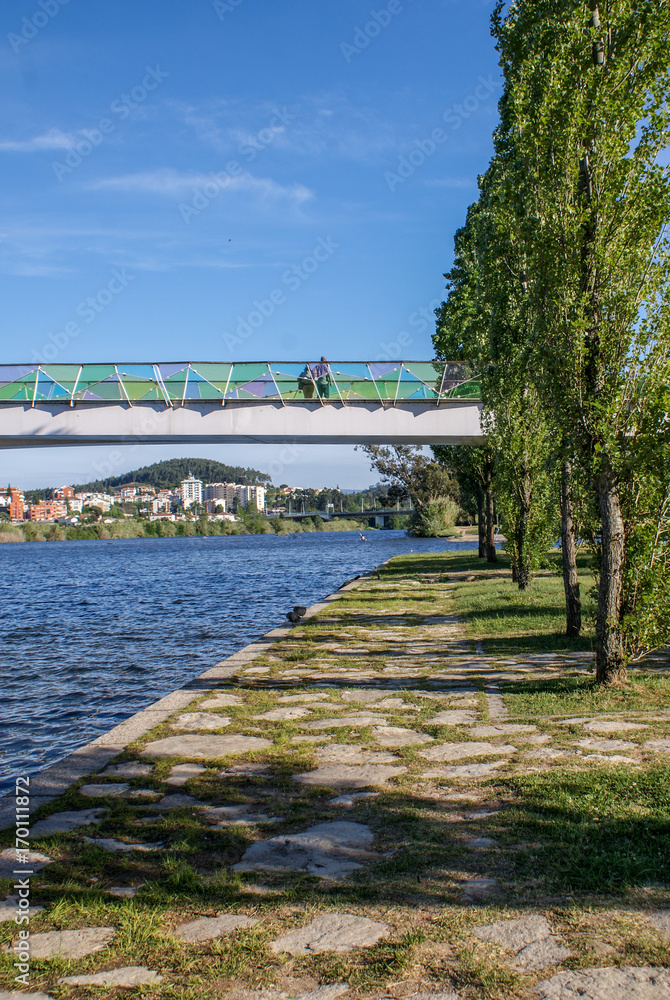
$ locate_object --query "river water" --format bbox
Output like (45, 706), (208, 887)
(0, 530), (475, 795)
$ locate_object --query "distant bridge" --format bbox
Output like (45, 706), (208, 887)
(0, 362), (485, 447)
(272, 507), (414, 526)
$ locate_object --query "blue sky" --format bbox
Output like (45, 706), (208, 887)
(0, 0), (500, 489)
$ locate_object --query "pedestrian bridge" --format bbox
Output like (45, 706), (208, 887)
(0, 362), (485, 447)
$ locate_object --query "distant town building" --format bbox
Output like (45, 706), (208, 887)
(151, 494), (173, 514)
(52, 485), (74, 500)
(9, 487), (24, 521)
(28, 500), (67, 522)
(180, 475), (203, 508)
(119, 486), (137, 499)
(74, 492), (114, 512)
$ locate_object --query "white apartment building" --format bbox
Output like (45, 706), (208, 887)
(74, 492), (114, 512)
(181, 475), (203, 508)
(202, 482), (265, 512)
(233, 484), (266, 511)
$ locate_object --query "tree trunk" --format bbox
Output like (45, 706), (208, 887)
(595, 463), (626, 684)
(560, 459), (581, 636)
(516, 499), (531, 590)
(485, 488), (497, 563)
(477, 487), (486, 558)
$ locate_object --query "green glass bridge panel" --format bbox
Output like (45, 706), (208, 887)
(0, 362), (481, 404)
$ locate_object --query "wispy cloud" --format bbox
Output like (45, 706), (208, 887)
(0, 128), (74, 152)
(86, 168), (314, 204)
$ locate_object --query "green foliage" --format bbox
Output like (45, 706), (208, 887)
(361, 444), (458, 537)
(410, 497), (459, 537)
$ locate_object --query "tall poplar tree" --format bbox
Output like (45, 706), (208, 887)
(492, 0), (670, 682)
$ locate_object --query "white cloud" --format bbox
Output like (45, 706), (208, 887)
(0, 128), (74, 152)
(86, 168), (314, 204)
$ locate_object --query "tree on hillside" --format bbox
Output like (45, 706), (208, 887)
(491, 0), (670, 681)
(69, 457), (271, 495)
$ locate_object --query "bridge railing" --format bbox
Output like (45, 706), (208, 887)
(0, 362), (480, 406)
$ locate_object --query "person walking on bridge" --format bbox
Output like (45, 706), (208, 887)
(312, 356), (333, 399)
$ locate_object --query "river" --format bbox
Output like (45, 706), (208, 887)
(0, 530), (476, 795)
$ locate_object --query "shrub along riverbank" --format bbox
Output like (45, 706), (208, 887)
(0, 514), (378, 543)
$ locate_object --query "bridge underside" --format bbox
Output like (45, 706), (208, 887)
(0, 401), (485, 448)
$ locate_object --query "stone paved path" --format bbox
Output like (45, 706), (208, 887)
(2, 563), (669, 999)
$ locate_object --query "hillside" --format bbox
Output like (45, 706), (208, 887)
(25, 458), (271, 501)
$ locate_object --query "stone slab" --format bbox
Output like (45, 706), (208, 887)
(330, 792), (379, 808)
(141, 734), (271, 758)
(31, 809), (104, 836)
(534, 966), (670, 999)
(100, 762), (153, 777)
(293, 764), (406, 788)
(175, 913), (258, 942)
(470, 724), (536, 736)
(0, 849), (53, 878)
(270, 912), (389, 954)
(12, 926), (115, 960)
(424, 761), (508, 778)
(153, 794), (202, 811)
(106, 886), (140, 898)
(475, 914), (570, 970)
(171, 711), (231, 730)
(645, 739), (670, 752)
(290, 735), (332, 744)
(0, 896), (44, 922)
(581, 754), (635, 764)
(278, 693), (331, 703)
(427, 711), (477, 725)
(59, 967), (163, 986)
(583, 720), (649, 732)
(83, 836), (162, 852)
(315, 744), (398, 764)
(0, 993), (54, 1000)
(462, 876), (497, 901)
(302, 715), (388, 730)
(525, 748), (570, 760)
(167, 762), (207, 786)
(234, 821), (375, 879)
(200, 805), (283, 826)
(648, 910), (670, 937)
(79, 783), (129, 797)
(419, 742), (516, 762)
(252, 707), (311, 721)
(576, 738), (637, 751)
(372, 726), (434, 747)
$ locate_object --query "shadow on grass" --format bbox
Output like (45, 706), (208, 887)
(504, 764), (670, 894)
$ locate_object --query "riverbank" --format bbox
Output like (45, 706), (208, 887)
(0, 515), (385, 543)
(1, 550), (668, 1000)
